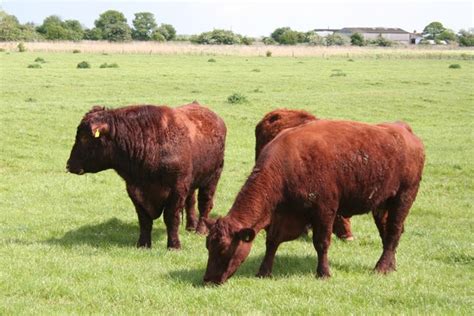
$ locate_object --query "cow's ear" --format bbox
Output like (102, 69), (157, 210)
(268, 113), (281, 123)
(237, 228), (256, 243)
(203, 217), (217, 229)
(90, 121), (109, 138)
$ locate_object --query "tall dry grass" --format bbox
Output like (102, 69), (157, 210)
(1, 41), (473, 58)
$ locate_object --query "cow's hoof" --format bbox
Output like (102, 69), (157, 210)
(374, 263), (396, 274)
(186, 222), (198, 232)
(316, 268), (331, 279)
(136, 240), (151, 248)
(344, 236), (355, 241)
(196, 222), (209, 235)
(256, 271), (272, 278)
(375, 254), (396, 274)
(167, 241), (181, 250)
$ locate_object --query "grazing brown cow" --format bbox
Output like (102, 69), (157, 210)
(255, 109), (354, 240)
(67, 102), (226, 249)
(204, 119), (424, 284)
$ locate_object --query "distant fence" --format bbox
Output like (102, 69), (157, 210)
(1, 41), (473, 59)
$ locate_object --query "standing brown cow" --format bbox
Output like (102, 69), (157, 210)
(67, 102), (226, 249)
(204, 119), (424, 284)
(255, 109), (354, 240)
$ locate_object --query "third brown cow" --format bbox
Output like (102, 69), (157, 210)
(204, 119), (424, 284)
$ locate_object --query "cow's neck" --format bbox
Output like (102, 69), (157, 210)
(227, 165), (284, 233)
(110, 116), (153, 181)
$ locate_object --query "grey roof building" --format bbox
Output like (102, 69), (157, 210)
(338, 27), (411, 43)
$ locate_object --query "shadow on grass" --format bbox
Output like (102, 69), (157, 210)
(168, 253), (372, 286)
(46, 217), (166, 249)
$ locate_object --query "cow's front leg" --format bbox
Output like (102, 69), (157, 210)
(164, 192), (186, 250)
(257, 239), (280, 278)
(136, 206), (153, 248)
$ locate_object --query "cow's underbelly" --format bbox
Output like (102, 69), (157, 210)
(138, 183), (171, 220)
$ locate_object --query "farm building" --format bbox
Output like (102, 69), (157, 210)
(338, 27), (411, 44)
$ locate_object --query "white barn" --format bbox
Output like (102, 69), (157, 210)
(338, 27), (411, 44)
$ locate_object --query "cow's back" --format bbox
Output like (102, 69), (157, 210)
(255, 109), (316, 160)
(174, 104), (227, 185)
(259, 120), (425, 214)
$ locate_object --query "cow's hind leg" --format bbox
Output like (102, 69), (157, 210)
(374, 186), (418, 274)
(196, 166), (223, 235)
(373, 209), (389, 243)
(185, 192), (198, 231)
(311, 204), (337, 278)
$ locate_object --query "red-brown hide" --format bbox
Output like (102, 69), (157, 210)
(204, 119), (424, 284)
(67, 102), (227, 249)
(255, 109), (354, 240)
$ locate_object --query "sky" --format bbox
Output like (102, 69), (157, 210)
(2, 0), (473, 37)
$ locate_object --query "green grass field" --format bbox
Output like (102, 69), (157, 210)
(1, 50), (473, 314)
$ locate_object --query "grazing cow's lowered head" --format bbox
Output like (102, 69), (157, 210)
(66, 106), (115, 175)
(203, 218), (256, 285)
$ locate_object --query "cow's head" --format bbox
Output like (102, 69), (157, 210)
(66, 106), (114, 175)
(203, 217), (256, 285)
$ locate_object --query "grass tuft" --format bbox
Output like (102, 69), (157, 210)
(448, 63), (461, 69)
(227, 92), (248, 104)
(34, 57), (46, 63)
(330, 69), (347, 77)
(27, 63), (41, 69)
(99, 62), (119, 68)
(77, 61), (91, 69)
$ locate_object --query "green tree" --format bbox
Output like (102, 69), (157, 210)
(0, 10), (21, 41)
(350, 32), (365, 46)
(64, 19), (84, 41)
(37, 15), (65, 39)
(326, 33), (349, 46)
(36, 15), (83, 40)
(437, 29), (457, 42)
(95, 10), (131, 42)
(278, 29), (300, 45)
(151, 31), (166, 42)
(422, 21), (446, 40)
(132, 12), (157, 40)
(458, 29), (474, 47)
(156, 23), (176, 41)
(18, 22), (43, 41)
(304, 31), (325, 46)
(190, 29), (242, 45)
(371, 34), (394, 47)
(270, 27), (291, 43)
(83, 28), (102, 40)
(270, 27), (307, 45)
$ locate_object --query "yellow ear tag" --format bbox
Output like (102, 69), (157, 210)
(94, 129), (100, 138)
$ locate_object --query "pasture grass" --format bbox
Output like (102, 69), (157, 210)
(0, 50), (473, 314)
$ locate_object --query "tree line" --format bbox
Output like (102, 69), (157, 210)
(0, 9), (473, 47)
(0, 10), (175, 42)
